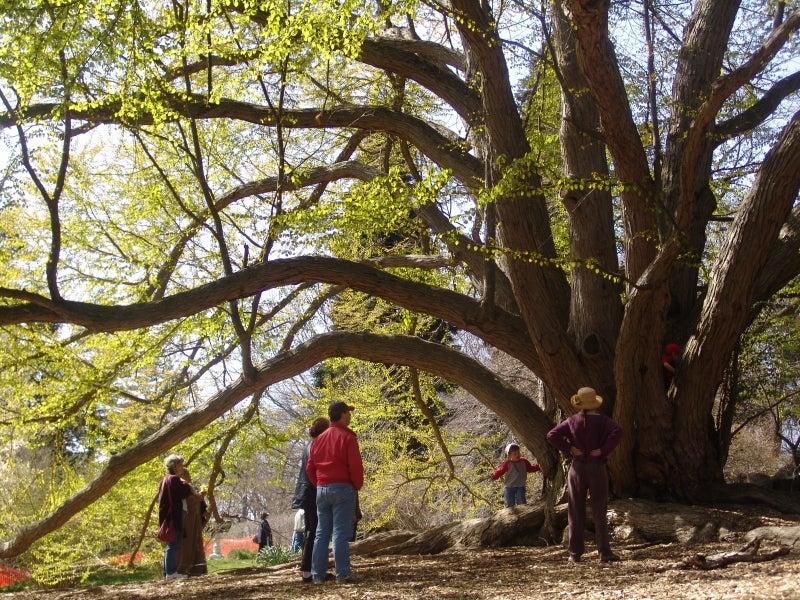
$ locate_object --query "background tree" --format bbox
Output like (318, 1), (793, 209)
(720, 291), (800, 478)
(0, 0), (798, 561)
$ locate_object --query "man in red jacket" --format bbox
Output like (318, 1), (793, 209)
(306, 401), (364, 584)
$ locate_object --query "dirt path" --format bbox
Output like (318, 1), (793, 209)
(5, 540), (798, 599)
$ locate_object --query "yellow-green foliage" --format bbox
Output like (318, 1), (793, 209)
(4, 458), (162, 585)
(0, 398), (290, 585)
(311, 359), (504, 532)
(276, 167), (451, 259)
(360, 420), (504, 531)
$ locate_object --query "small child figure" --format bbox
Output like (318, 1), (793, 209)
(662, 343), (681, 389)
(490, 443), (541, 507)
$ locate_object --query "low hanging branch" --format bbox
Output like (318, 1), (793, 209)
(655, 539), (791, 572)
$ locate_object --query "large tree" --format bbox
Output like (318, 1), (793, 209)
(0, 0), (798, 558)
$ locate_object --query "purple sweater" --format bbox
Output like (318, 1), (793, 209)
(546, 412), (623, 463)
(158, 474), (194, 530)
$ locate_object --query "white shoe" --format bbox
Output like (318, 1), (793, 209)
(165, 572), (188, 580)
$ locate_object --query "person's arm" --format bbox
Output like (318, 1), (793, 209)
(490, 461), (509, 481)
(662, 355), (676, 374)
(305, 445), (318, 486)
(157, 476), (171, 524)
(598, 418), (624, 456)
(347, 433), (365, 490)
(546, 419), (574, 455)
(522, 458), (541, 473)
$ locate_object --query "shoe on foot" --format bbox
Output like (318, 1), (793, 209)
(165, 572), (188, 580)
(337, 573), (363, 584)
(568, 555), (581, 563)
(601, 552), (621, 563)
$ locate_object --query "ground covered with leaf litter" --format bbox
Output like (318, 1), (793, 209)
(4, 538), (798, 600)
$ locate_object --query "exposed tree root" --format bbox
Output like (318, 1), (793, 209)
(350, 498), (799, 560)
(352, 502), (556, 556)
(745, 525), (800, 548)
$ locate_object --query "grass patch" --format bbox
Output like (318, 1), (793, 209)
(254, 546), (299, 566)
(0, 557), (274, 594)
(80, 564), (160, 587)
(0, 581), (27, 594)
(207, 557), (260, 573)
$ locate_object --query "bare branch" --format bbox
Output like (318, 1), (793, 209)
(713, 71), (800, 141)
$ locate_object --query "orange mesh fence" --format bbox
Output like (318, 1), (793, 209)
(0, 565), (30, 587)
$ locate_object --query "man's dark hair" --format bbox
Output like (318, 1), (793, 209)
(328, 401), (354, 422)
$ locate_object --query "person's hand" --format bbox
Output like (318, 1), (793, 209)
(589, 449), (602, 457)
(570, 446), (583, 456)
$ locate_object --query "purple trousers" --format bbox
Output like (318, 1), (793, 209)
(566, 461), (611, 559)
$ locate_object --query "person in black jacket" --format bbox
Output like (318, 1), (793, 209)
(256, 512), (273, 550)
(291, 417), (329, 583)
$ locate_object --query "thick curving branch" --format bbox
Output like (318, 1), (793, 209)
(754, 204), (800, 303)
(358, 37), (481, 124)
(0, 99), (485, 189)
(0, 331), (554, 558)
(0, 255), (540, 373)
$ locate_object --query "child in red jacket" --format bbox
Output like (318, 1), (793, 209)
(490, 443), (541, 507)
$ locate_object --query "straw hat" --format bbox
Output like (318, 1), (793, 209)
(570, 387), (603, 411)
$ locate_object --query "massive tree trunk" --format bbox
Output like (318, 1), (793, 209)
(560, 0), (800, 499)
(452, 0), (588, 410)
(551, 1), (621, 404)
(673, 110), (800, 494)
(561, 0), (676, 497)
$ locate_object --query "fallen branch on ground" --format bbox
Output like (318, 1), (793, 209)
(655, 539), (790, 572)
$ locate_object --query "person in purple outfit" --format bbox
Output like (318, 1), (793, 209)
(157, 454), (196, 579)
(546, 387), (623, 564)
